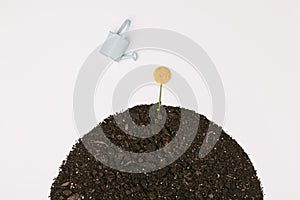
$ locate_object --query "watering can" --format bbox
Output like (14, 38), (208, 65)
(100, 19), (137, 62)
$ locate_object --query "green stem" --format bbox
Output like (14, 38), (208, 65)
(158, 83), (162, 111)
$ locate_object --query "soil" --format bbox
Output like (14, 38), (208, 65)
(50, 104), (263, 199)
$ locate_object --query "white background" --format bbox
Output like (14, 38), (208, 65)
(1, 0), (300, 199)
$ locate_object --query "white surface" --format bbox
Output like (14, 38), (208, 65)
(0, 1), (299, 199)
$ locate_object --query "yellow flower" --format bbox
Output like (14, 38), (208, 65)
(153, 66), (171, 84)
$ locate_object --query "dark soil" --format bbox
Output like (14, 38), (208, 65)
(50, 104), (263, 199)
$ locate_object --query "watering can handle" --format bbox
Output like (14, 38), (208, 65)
(116, 19), (131, 35)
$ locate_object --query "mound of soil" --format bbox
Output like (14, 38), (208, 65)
(50, 104), (263, 199)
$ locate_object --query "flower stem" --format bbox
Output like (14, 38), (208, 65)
(158, 83), (162, 111)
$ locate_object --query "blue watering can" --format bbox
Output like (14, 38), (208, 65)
(100, 19), (137, 62)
